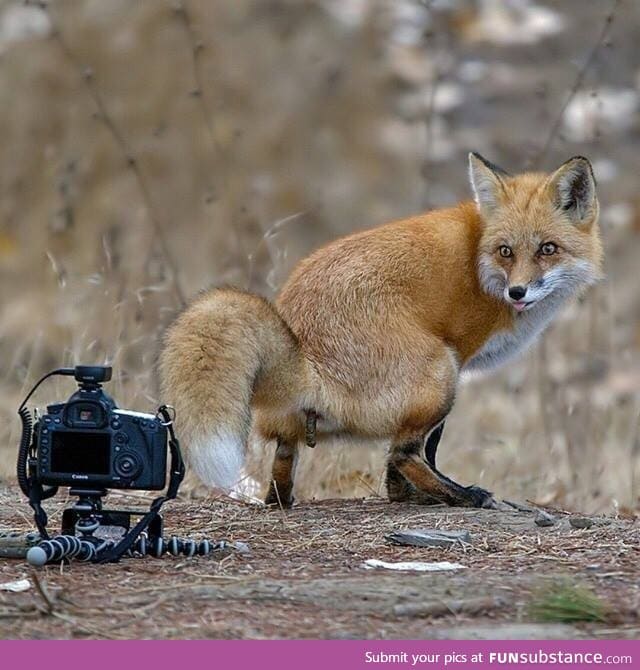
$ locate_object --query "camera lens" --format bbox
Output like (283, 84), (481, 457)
(114, 452), (141, 479)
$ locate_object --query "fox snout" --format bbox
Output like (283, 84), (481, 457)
(503, 266), (547, 310)
(505, 283), (535, 311)
(508, 285), (527, 301)
(504, 271), (559, 311)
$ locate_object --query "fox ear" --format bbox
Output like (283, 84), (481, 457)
(548, 156), (598, 225)
(468, 152), (509, 217)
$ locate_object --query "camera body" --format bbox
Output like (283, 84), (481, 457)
(33, 366), (167, 490)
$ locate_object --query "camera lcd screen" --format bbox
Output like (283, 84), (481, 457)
(50, 432), (111, 475)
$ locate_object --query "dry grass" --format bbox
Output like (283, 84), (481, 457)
(0, 490), (638, 639)
(0, 0), (639, 513)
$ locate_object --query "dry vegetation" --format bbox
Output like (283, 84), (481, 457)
(0, 0), (639, 513)
(1, 493), (639, 639)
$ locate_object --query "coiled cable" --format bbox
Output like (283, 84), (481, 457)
(17, 406), (32, 497)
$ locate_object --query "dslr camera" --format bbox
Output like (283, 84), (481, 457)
(32, 366), (167, 490)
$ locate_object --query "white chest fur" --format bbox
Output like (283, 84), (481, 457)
(463, 296), (565, 372)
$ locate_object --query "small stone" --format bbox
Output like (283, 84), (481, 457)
(535, 510), (557, 527)
(570, 516), (594, 529)
(232, 541), (251, 554)
(386, 528), (471, 548)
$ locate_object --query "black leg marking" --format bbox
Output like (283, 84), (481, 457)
(424, 420), (445, 468)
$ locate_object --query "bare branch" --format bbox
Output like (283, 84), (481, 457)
(531, 0), (621, 167)
(38, 3), (187, 307)
(172, 0), (221, 156)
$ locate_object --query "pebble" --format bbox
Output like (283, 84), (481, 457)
(232, 541), (251, 554)
(534, 510), (557, 527)
(569, 516), (594, 529)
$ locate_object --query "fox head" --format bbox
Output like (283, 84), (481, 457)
(469, 152), (603, 313)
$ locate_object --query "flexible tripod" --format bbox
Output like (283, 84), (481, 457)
(27, 488), (223, 566)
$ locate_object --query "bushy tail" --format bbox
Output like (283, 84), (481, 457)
(159, 288), (303, 492)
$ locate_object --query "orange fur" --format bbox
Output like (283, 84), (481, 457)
(159, 154), (603, 507)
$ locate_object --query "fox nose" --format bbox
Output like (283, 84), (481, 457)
(508, 285), (527, 301)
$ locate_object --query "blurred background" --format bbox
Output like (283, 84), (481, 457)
(0, 0), (638, 513)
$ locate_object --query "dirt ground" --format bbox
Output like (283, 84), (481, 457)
(0, 487), (638, 640)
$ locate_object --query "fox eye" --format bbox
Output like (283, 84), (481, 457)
(539, 242), (558, 256)
(498, 245), (513, 258)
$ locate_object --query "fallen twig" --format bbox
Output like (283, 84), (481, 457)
(30, 569), (55, 615)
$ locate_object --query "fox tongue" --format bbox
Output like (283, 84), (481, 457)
(513, 301), (527, 312)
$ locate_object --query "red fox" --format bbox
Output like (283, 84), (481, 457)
(160, 154), (603, 508)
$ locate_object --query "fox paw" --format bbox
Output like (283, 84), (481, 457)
(464, 485), (497, 509)
(264, 486), (294, 508)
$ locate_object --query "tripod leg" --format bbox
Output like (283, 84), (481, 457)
(61, 508), (77, 535)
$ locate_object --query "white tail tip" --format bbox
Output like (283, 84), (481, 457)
(188, 428), (245, 492)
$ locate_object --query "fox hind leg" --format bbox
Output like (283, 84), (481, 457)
(385, 344), (495, 508)
(386, 460), (442, 505)
(265, 438), (299, 508)
(388, 410), (495, 509)
(386, 419), (445, 504)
